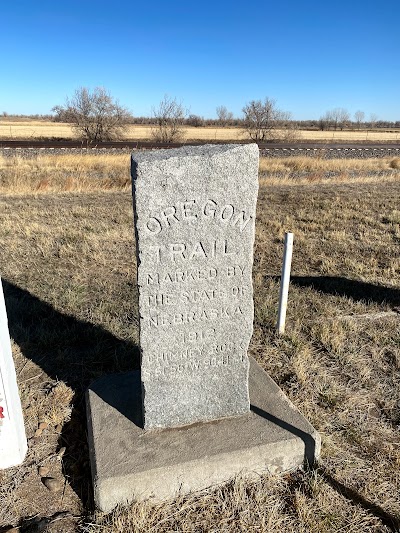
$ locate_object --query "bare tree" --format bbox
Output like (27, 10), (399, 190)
(326, 108), (350, 130)
(216, 105), (234, 126)
(151, 95), (187, 143)
(354, 110), (365, 129)
(186, 114), (204, 127)
(52, 87), (131, 142)
(242, 98), (296, 142)
(369, 113), (379, 129)
(320, 109), (349, 131)
(319, 114), (331, 131)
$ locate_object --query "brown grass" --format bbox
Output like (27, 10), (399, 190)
(1, 153), (400, 195)
(0, 121), (247, 142)
(290, 129), (400, 142)
(0, 167), (399, 531)
(259, 155), (400, 186)
(259, 155), (395, 173)
(0, 154), (131, 194)
(389, 158), (400, 169)
(1, 120), (400, 142)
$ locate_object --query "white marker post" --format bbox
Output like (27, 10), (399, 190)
(277, 233), (294, 335)
(0, 277), (27, 469)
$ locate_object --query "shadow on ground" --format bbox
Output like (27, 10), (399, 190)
(318, 465), (400, 532)
(2, 279), (140, 509)
(287, 276), (400, 307)
(3, 277), (400, 530)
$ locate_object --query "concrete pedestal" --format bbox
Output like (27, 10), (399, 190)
(86, 357), (320, 513)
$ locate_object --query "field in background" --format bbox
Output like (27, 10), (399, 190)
(1, 153), (400, 195)
(0, 161), (399, 530)
(0, 121), (244, 141)
(1, 120), (400, 142)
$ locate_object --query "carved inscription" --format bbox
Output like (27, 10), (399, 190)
(149, 239), (235, 263)
(145, 265), (245, 285)
(146, 286), (246, 308)
(132, 143), (259, 428)
(145, 199), (253, 235)
(142, 337), (248, 377)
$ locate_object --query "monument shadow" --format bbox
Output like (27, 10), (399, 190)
(3, 279), (394, 527)
(318, 465), (400, 531)
(2, 278), (140, 507)
(272, 275), (400, 307)
(250, 404), (316, 466)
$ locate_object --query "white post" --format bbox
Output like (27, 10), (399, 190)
(0, 277), (27, 468)
(277, 233), (294, 335)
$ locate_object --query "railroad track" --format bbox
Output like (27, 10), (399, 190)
(1, 140), (400, 150)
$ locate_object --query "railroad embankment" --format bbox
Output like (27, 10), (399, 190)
(1, 144), (400, 159)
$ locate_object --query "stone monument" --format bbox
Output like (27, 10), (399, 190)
(0, 276), (27, 469)
(87, 144), (320, 512)
(134, 144), (258, 429)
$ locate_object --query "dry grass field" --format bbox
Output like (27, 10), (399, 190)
(1, 120), (400, 142)
(0, 155), (399, 531)
(1, 153), (400, 195)
(0, 121), (245, 142)
(297, 129), (400, 142)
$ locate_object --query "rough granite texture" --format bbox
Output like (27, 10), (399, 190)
(0, 277), (27, 469)
(131, 144), (259, 429)
(86, 357), (321, 512)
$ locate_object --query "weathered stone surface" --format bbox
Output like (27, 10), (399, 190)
(131, 144), (259, 429)
(0, 277), (27, 469)
(86, 357), (321, 512)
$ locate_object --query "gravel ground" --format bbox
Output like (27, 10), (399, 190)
(260, 146), (400, 159)
(1, 146), (400, 159)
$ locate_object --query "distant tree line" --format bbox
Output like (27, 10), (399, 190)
(2, 88), (399, 142)
(1, 112), (54, 120)
(116, 114), (244, 127)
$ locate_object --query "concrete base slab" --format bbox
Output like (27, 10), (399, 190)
(86, 357), (320, 513)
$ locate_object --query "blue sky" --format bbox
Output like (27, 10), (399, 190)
(1, 0), (399, 120)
